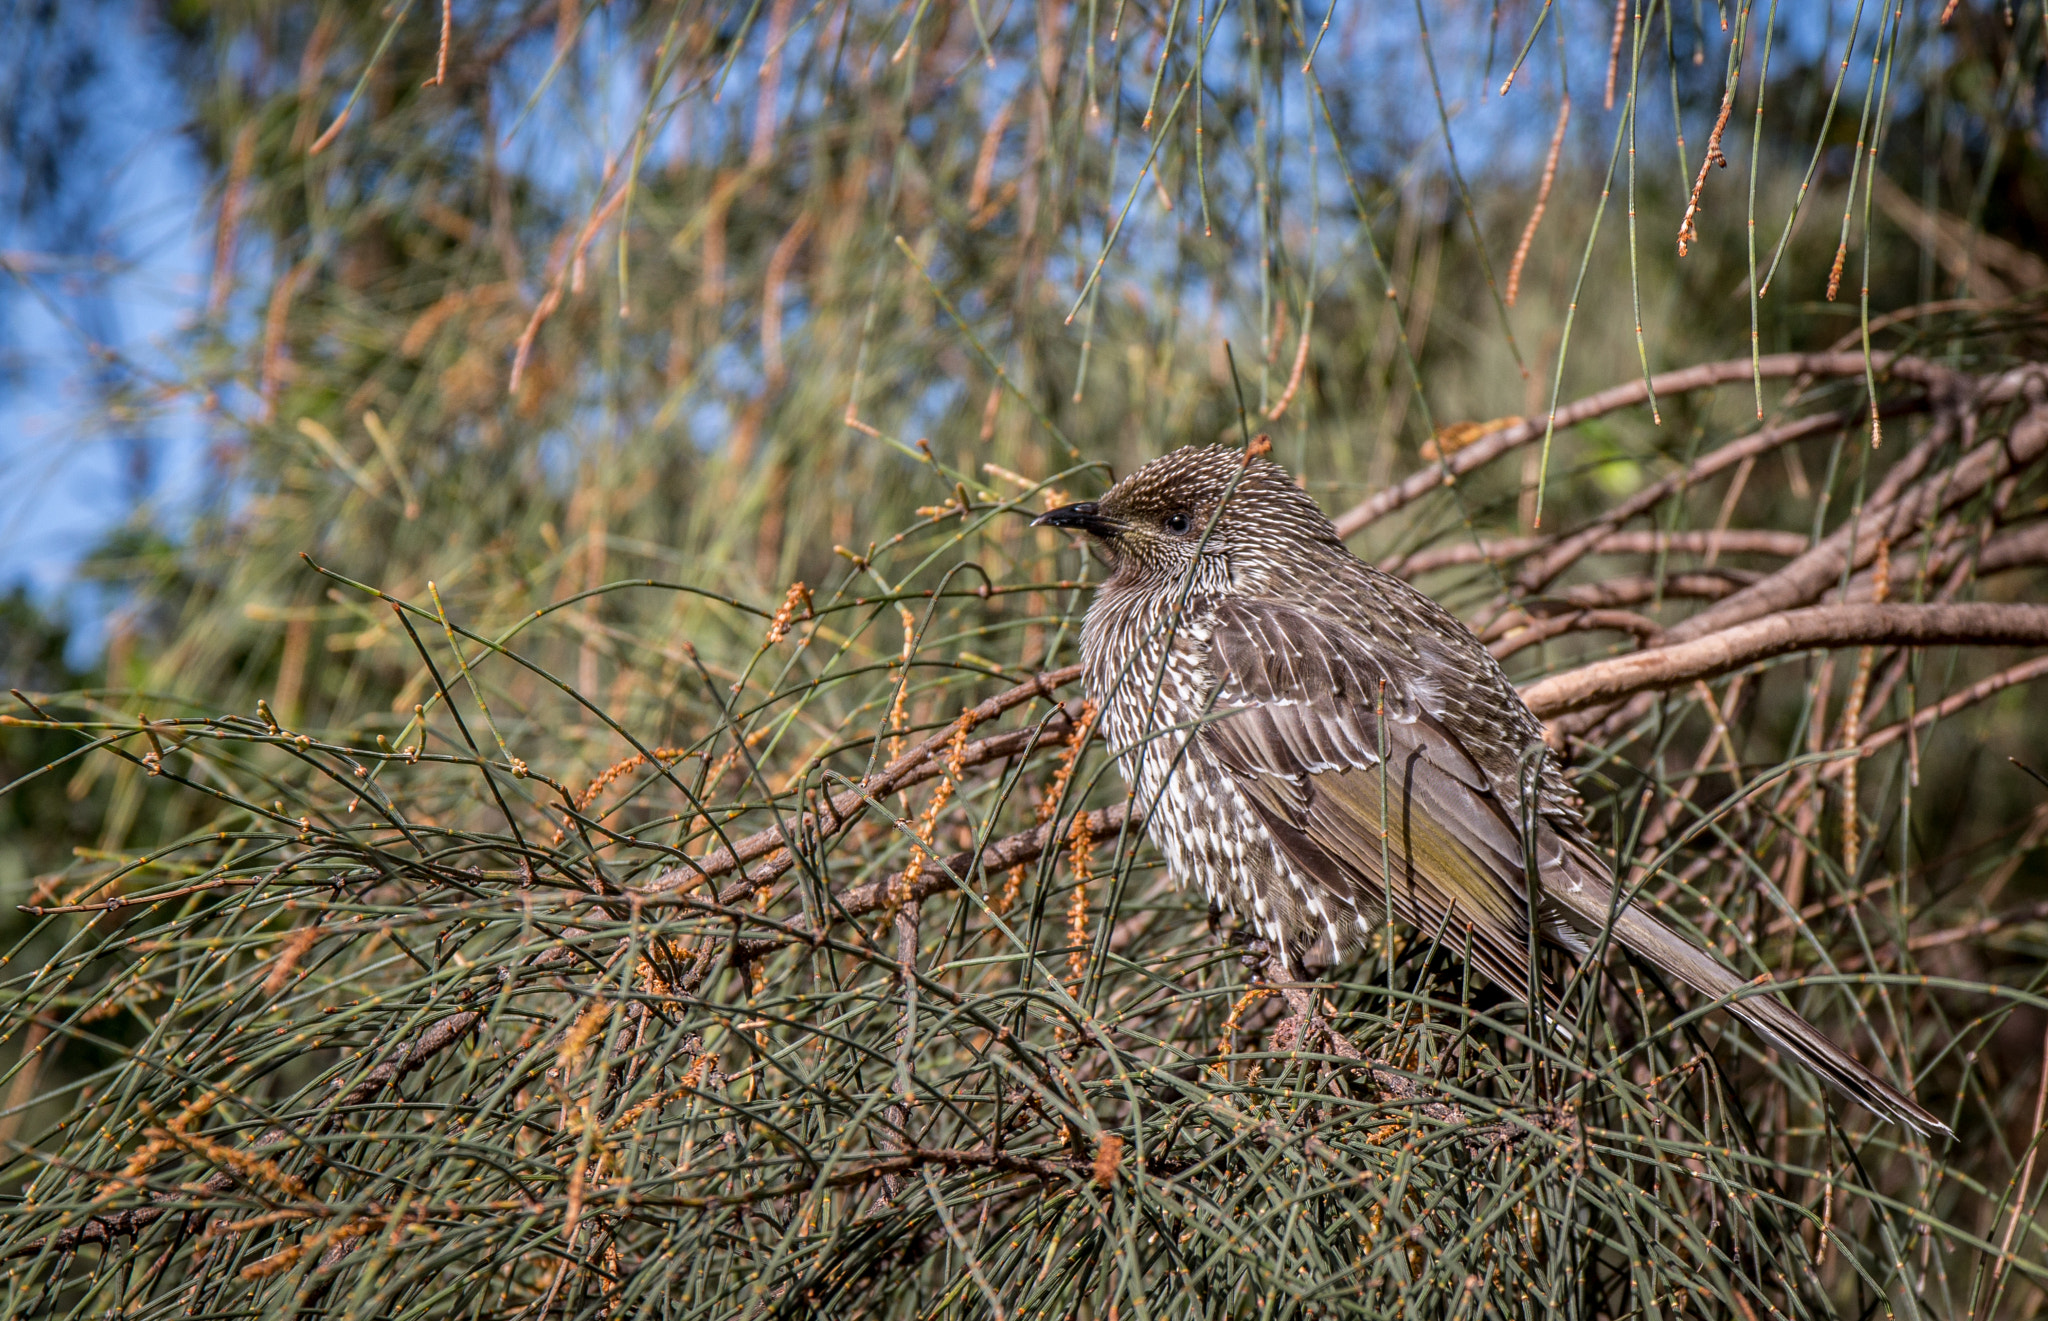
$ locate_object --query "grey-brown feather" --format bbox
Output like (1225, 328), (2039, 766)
(1070, 444), (1948, 1138)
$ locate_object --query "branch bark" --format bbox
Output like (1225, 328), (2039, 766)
(1489, 608), (1664, 660)
(1555, 386), (2048, 737)
(1520, 603), (2048, 718)
(1662, 395), (2048, 647)
(1388, 529), (1812, 579)
(1824, 652), (2048, 772)
(1513, 408), (1864, 593)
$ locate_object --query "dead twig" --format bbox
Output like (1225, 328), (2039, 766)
(1388, 529), (1811, 579)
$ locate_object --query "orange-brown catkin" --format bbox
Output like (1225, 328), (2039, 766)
(1064, 811), (1095, 983)
(893, 711), (979, 909)
(999, 702), (1096, 918)
(262, 926), (321, 998)
(765, 580), (812, 644)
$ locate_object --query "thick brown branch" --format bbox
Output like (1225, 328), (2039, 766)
(1663, 397), (2048, 646)
(1978, 519), (2048, 577)
(1558, 391), (2048, 737)
(1489, 609), (1664, 661)
(1521, 603), (2048, 718)
(1547, 572), (1752, 610)
(1832, 517), (2048, 604)
(1514, 409), (1864, 593)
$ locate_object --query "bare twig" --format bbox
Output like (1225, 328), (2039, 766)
(1826, 653), (2048, 771)
(715, 804), (1133, 964)
(1514, 409), (1862, 593)
(1332, 351), (1950, 538)
(1489, 608), (1664, 660)
(1388, 529), (1813, 579)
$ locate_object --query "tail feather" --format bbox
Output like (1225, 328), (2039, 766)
(1550, 863), (1950, 1139)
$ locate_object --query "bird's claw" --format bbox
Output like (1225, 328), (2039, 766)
(1230, 933), (1281, 980)
(1268, 985), (1365, 1063)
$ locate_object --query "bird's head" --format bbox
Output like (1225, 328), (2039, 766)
(1033, 443), (1340, 586)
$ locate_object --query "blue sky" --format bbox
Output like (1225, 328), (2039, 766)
(0, 2), (209, 660)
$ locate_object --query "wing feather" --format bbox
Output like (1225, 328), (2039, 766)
(1198, 597), (1950, 1135)
(1200, 598), (1557, 994)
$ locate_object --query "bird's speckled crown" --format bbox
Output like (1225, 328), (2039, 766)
(1098, 444), (1341, 549)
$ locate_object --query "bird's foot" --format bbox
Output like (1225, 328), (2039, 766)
(1265, 985), (1473, 1125)
(1268, 985), (1365, 1063)
(1235, 942), (1364, 1063)
(1226, 928), (1275, 976)
(1243, 947), (1429, 1107)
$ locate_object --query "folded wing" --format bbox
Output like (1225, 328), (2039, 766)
(1198, 598), (1564, 996)
(1199, 596), (1950, 1137)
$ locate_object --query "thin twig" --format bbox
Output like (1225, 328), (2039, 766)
(641, 666), (1083, 898)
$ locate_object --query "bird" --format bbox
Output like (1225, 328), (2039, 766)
(1034, 441), (1948, 1138)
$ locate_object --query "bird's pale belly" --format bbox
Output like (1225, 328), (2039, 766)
(1107, 702), (1378, 966)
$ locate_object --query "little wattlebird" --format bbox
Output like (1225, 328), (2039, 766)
(1035, 442), (1948, 1138)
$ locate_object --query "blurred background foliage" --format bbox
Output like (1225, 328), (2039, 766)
(2, 0), (2043, 753)
(1, 0), (2047, 1316)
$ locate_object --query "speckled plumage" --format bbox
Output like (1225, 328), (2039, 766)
(1037, 444), (1946, 1137)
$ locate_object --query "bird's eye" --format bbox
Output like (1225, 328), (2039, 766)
(1164, 514), (1190, 534)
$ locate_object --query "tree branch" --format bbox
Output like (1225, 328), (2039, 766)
(1388, 529), (1813, 579)
(640, 665), (1083, 899)
(1489, 608), (1664, 660)
(1513, 408), (1867, 594)
(1662, 396), (2048, 647)
(1520, 603), (2048, 718)
(1825, 652), (2048, 772)
(1332, 351), (1959, 537)
(725, 804), (1133, 964)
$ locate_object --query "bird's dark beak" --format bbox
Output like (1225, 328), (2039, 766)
(1032, 501), (1115, 538)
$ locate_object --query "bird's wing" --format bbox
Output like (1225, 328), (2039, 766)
(1198, 599), (1952, 1135)
(1197, 597), (1559, 996)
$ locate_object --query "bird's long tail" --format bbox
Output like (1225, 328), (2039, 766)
(1549, 860), (1950, 1139)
